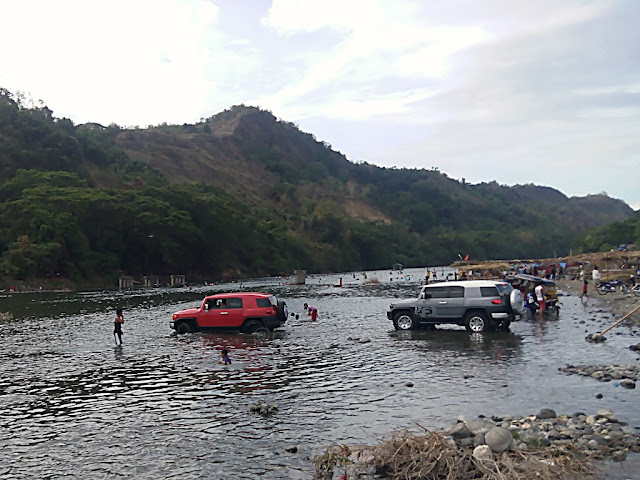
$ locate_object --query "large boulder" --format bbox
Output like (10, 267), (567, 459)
(485, 427), (513, 453)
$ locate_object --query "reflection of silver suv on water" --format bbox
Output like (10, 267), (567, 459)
(387, 280), (524, 333)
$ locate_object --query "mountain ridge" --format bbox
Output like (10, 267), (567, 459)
(0, 88), (635, 281)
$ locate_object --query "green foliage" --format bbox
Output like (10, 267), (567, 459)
(577, 213), (640, 253)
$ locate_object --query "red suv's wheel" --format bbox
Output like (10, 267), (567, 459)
(176, 321), (192, 334)
(243, 320), (264, 334)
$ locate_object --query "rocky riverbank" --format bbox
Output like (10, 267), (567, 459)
(557, 279), (640, 327)
(314, 408), (640, 479)
(559, 365), (638, 389)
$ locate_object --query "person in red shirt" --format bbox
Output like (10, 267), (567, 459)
(303, 303), (318, 321)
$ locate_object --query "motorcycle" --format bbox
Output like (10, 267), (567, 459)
(633, 284), (640, 297)
(524, 294), (560, 316)
(597, 280), (630, 295)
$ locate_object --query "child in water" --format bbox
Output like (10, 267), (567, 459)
(218, 349), (231, 365)
(114, 308), (124, 345)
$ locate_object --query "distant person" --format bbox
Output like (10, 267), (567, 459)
(580, 280), (589, 304)
(114, 308), (124, 345)
(551, 265), (556, 280)
(218, 348), (231, 365)
(525, 291), (538, 315)
(535, 283), (545, 317)
(303, 303), (318, 321)
(592, 266), (601, 289)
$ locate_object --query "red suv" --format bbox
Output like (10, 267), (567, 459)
(171, 292), (288, 334)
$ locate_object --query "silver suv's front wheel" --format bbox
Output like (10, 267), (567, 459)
(393, 312), (415, 330)
(464, 311), (491, 333)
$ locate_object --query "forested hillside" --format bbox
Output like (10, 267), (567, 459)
(0, 88), (634, 284)
(578, 212), (640, 253)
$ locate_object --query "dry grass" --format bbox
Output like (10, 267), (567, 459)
(315, 429), (596, 480)
(313, 444), (352, 480)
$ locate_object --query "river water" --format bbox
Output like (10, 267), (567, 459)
(1, 268), (640, 479)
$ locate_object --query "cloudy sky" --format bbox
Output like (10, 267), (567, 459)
(1, 0), (638, 208)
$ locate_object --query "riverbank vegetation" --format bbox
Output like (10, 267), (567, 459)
(0, 87), (635, 286)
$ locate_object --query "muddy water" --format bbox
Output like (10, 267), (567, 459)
(1, 269), (640, 479)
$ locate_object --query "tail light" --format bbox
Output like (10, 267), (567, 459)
(172, 314), (178, 320)
(266, 308), (275, 315)
(491, 299), (501, 304)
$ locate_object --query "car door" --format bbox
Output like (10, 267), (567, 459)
(416, 286), (447, 319)
(200, 298), (244, 328)
(441, 285), (465, 318)
(223, 297), (245, 327)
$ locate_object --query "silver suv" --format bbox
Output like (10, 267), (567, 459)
(387, 280), (524, 333)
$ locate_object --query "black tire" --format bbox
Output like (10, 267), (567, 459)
(464, 311), (492, 333)
(597, 285), (609, 295)
(547, 304), (559, 316)
(276, 300), (288, 321)
(633, 286), (640, 297)
(620, 284), (630, 295)
(176, 321), (192, 334)
(243, 319), (264, 334)
(393, 311), (416, 331)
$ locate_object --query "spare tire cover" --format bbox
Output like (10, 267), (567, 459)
(510, 289), (524, 314)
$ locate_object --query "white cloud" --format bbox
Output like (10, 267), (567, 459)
(0, 0), (221, 126)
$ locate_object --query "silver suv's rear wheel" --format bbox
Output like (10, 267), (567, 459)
(464, 311), (491, 333)
(393, 312), (415, 330)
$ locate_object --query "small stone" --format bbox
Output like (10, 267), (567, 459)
(620, 379), (636, 389)
(405, 382), (414, 387)
(597, 409), (617, 422)
(537, 408), (557, 420)
(596, 393), (603, 399)
(587, 439), (599, 450)
(356, 337), (371, 344)
(473, 445), (493, 461)
(285, 445), (298, 453)
(485, 427), (513, 453)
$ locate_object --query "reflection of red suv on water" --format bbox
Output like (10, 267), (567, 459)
(171, 292), (288, 334)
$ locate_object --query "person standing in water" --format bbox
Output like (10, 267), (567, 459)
(114, 308), (124, 345)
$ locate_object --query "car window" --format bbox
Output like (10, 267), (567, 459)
(480, 286), (500, 297)
(225, 298), (243, 309)
(448, 286), (465, 298)
(425, 287), (449, 299)
(495, 283), (513, 294)
(256, 298), (271, 308)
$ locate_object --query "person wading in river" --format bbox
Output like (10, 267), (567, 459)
(303, 303), (318, 321)
(114, 308), (124, 346)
